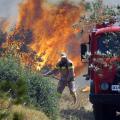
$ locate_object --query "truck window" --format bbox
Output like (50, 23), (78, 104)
(97, 32), (120, 56)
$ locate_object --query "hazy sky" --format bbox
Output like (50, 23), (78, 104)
(0, 0), (120, 18)
(104, 0), (120, 7)
(0, 0), (22, 18)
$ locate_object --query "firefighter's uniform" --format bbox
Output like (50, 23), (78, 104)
(45, 53), (77, 103)
(55, 59), (76, 94)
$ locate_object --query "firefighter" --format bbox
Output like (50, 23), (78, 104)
(44, 52), (77, 104)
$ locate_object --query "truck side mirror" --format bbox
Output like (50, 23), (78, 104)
(80, 43), (89, 62)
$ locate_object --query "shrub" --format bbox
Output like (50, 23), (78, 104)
(27, 71), (60, 120)
(0, 110), (9, 119)
(0, 54), (60, 120)
(0, 55), (29, 104)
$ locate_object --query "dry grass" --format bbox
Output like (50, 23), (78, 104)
(60, 88), (94, 120)
(0, 99), (49, 120)
(0, 99), (10, 109)
(12, 105), (49, 120)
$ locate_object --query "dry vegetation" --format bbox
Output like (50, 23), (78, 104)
(59, 88), (94, 120)
(0, 99), (49, 120)
(12, 105), (49, 120)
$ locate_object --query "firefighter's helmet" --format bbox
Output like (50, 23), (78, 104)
(60, 52), (67, 58)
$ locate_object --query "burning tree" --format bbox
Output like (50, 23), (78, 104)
(0, 0), (119, 75)
(73, 0), (120, 31)
(14, 0), (87, 74)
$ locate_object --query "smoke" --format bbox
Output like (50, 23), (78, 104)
(0, 0), (22, 18)
(1, 0), (119, 19)
(0, 0), (84, 18)
(47, 0), (100, 5)
(47, 0), (82, 5)
(103, 0), (120, 6)
(0, 0), (81, 29)
(0, 0), (22, 31)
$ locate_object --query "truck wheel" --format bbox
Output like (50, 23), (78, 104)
(93, 104), (116, 120)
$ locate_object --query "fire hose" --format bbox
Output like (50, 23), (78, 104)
(40, 73), (60, 80)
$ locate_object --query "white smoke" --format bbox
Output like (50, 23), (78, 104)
(103, 0), (120, 7)
(0, 0), (22, 18)
(0, 0), (120, 18)
(0, 0), (22, 31)
(47, 0), (111, 6)
(47, 0), (82, 5)
(0, 0), (119, 30)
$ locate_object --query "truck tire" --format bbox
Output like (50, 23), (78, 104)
(93, 104), (116, 120)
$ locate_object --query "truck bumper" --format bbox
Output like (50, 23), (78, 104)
(90, 93), (120, 104)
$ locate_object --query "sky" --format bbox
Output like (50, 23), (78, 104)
(0, 0), (120, 19)
(0, 0), (22, 18)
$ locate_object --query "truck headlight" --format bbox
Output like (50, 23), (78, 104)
(100, 82), (109, 90)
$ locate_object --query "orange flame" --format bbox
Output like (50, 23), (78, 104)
(17, 0), (86, 75)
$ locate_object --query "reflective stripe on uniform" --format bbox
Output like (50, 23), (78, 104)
(55, 66), (60, 70)
(68, 66), (74, 69)
(55, 66), (74, 70)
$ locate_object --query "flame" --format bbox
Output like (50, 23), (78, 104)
(0, 18), (9, 33)
(16, 0), (86, 75)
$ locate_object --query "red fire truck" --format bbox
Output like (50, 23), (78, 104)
(81, 22), (120, 120)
